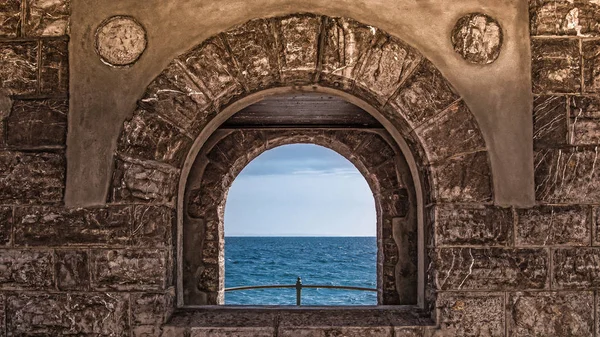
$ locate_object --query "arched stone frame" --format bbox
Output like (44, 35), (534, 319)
(108, 13), (493, 309)
(183, 128), (416, 305)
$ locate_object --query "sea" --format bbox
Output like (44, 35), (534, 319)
(224, 236), (377, 306)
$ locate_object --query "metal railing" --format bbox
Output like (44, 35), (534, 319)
(224, 277), (377, 305)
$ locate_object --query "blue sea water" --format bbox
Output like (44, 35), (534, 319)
(225, 236), (377, 305)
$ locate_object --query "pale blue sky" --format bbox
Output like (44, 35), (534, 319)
(224, 144), (376, 237)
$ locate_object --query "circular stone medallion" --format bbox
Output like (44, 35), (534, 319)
(95, 16), (147, 67)
(451, 13), (503, 65)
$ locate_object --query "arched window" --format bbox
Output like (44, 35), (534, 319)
(224, 144), (377, 305)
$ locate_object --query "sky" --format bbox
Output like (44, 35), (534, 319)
(224, 144), (376, 237)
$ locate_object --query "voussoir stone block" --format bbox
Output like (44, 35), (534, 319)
(0, 41), (38, 96)
(0, 0), (21, 37)
(436, 292), (504, 337)
(388, 60), (459, 129)
(0, 250), (53, 290)
(91, 249), (168, 291)
(531, 38), (581, 94)
(416, 100), (486, 163)
(508, 291), (594, 337)
(23, 0), (70, 36)
(6, 292), (129, 336)
(41, 39), (69, 95)
(516, 205), (590, 246)
(433, 204), (512, 246)
(554, 248), (600, 288)
(0, 151), (65, 204)
(430, 151), (492, 203)
(0, 206), (12, 246)
(6, 99), (68, 148)
(223, 18), (281, 91)
(320, 17), (379, 89)
(55, 250), (90, 291)
(111, 157), (179, 204)
(533, 95), (568, 148)
(432, 248), (548, 290)
(118, 109), (193, 166)
(14, 205), (132, 246)
(535, 147), (600, 203)
(276, 14), (321, 84)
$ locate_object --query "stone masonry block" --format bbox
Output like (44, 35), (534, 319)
(192, 327), (275, 337)
(131, 292), (173, 326)
(6, 99), (68, 148)
(118, 109), (193, 166)
(6, 292), (129, 336)
(388, 60), (459, 129)
(432, 248), (548, 290)
(596, 207), (600, 245)
(91, 249), (167, 291)
(0, 0), (21, 37)
(436, 292), (504, 337)
(531, 38), (581, 94)
(516, 205), (590, 246)
(0, 151), (65, 204)
(111, 157), (179, 204)
(508, 291), (594, 337)
(530, 0), (600, 36)
(416, 100), (486, 163)
(434, 205), (512, 246)
(14, 205), (132, 246)
(132, 205), (174, 248)
(569, 95), (600, 118)
(0, 41), (38, 96)
(0, 250), (53, 290)
(570, 118), (600, 144)
(535, 147), (600, 203)
(55, 250), (89, 291)
(23, 0), (70, 37)
(279, 327), (392, 337)
(584, 40), (600, 93)
(533, 95), (568, 148)
(276, 14), (321, 84)
(40, 38), (68, 95)
(223, 18), (280, 91)
(430, 151), (492, 203)
(554, 248), (600, 288)
(0, 206), (12, 246)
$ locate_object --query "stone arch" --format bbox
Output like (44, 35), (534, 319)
(184, 129), (416, 305)
(108, 13), (493, 307)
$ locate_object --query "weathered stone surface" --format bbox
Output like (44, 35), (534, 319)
(111, 157), (179, 204)
(96, 16), (146, 66)
(570, 118), (600, 144)
(6, 99), (68, 147)
(24, 0), (69, 36)
(276, 14), (321, 83)
(0, 206), (12, 246)
(55, 250), (89, 290)
(393, 328), (423, 337)
(180, 36), (243, 109)
(535, 148), (600, 203)
(279, 327), (392, 337)
(554, 248), (600, 288)
(452, 13), (503, 64)
(0, 250), (53, 290)
(569, 95), (600, 118)
(140, 62), (212, 135)
(516, 205), (590, 246)
(432, 248), (548, 290)
(583, 39), (600, 93)
(0, 293), (4, 335)
(433, 205), (512, 246)
(0, 0), (21, 37)
(354, 36), (421, 105)
(192, 327), (275, 337)
(508, 291), (593, 336)
(430, 151), (492, 203)
(14, 205), (131, 246)
(117, 109), (193, 166)
(531, 38), (581, 94)
(0, 42), (38, 95)
(533, 95), (568, 148)
(388, 61), (459, 129)
(436, 292), (504, 337)
(40, 38), (69, 95)
(320, 17), (378, 88)
(224, 18), (280, 91)
(131, 292), (172, 326)
(132, 205), (174, 247)
(91, 249), (167, 291)
(0, 151), (65, 204)
(416, 100), (486, 163)
(530, 1), (600, 36)
(6, 292), (129, 335)
(595, 207), (600, 245)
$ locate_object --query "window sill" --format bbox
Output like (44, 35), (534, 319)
(162, 306), (435, 336)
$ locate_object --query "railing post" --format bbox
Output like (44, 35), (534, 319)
(296, 277), (302, 306)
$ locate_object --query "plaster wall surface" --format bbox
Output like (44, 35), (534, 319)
(67, 0), (534, 207)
